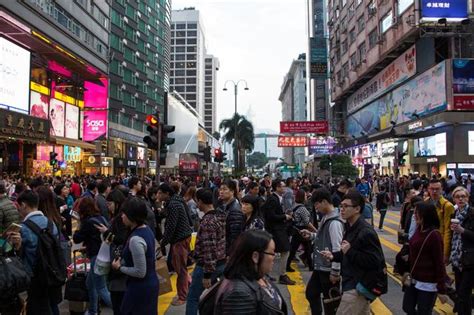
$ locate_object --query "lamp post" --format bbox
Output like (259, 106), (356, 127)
(223, 80), (249, 173)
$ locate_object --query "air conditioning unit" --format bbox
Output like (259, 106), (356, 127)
(121, 84), (126, 90)
(146, 43), (151, 48)
(137, 11), (141, 18)
(134, 93), (139, 98)
(377, 34), (385, 44)
(392, 17), (399, 28)
(368, 7), (377, 17)
(135, 72), (139, 77)
(123, 16), (128, 24)
(122, 61), (127, 67)
(122, 38), (127, 44)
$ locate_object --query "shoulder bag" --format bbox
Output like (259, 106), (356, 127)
(402, 230), (435, 287)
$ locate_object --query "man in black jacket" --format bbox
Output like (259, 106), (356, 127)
(158, 183), (193, 306)
(322, 189), (386, 315)
(262, 179), (295, 285)
(217, 179), (245, 255)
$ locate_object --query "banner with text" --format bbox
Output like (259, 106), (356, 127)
(278, 136), (308, 147)
(280, 121), (328, 134)
(83, 110), (107, 142)
(452, 59), (474, 110)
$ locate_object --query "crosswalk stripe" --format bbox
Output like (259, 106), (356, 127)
(289, 263), (311, 315)
(373, 213), (401, 228)
(158, 272), (178, 315)
(370, 298), (392, 315)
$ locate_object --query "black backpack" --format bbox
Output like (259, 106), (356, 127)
(23, 219), (67, 287)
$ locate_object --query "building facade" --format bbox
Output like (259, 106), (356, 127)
(327, 0), (474, 177)
(279, 54), (307, 167)
(0, 0), (110, 175)
(170, 8), (206, 122)
(204, 54), (219, 134)
(107, 0), (171, 176)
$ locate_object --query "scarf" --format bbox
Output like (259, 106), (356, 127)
(450, 204), (469, 269)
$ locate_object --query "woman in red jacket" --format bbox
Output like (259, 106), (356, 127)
(402, 201), (449, 314)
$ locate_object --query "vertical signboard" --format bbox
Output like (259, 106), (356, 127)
(65, 103), (79, 139)
(83, 110), (108, 141)
(49, 99), (65, 137)
(420, 0), (468, 22)
(452, 59), (474, 110)
(310, 37), (328, 78)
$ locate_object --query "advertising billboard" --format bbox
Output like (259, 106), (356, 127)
(30, 91), (49, 119)
(65, 103), (79, 139)
(277, 136), (308, 147)
(310, 37), (328, 78)
(84, 78), (108, 109)
(420, 0), (468, 21)
(452, 59), (474, 110)
(280, 121), (328, 133)
(49, 99), (65, 137)
(308, 137), (336, 155)
(414, 132), (447, 156)
(347, 45), (416, 114)
(137, 147), (146, 160)
(0, 38), (31, 114)
(347, 61), (447, 136)
(37, 145), (63, 161)
(83, 110), (107, 141)
(64, 146), (81, 162)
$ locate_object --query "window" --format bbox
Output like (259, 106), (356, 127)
(358, 43), (366, 60)
(187, 86), (196, 92)
(342, 62), (349, 78)
(187, 38), (197, 45)
(205, 110), (213, 116)
(205, 93), (212, 98)
(205, 87), (212, 92)
(381, 11), (393, 33)
(176, 23), (185, 29)
(350, 53), (357, 69)
(186, 78), (196, 84)
(175, 70), (185, 76)
(187, 62), (196, 68)
(205, 70), (212, 75)
(357, 16), (365, 33)
(176, 39), (185, 45)
(175, 78), (185, 84)
(187, 30), (197, 36)
(205, 64), (212, 69)
(341, 39), (348, 55)
(398, 0), (414, 15)
(187, 46), (196, 52)
(175, 31), (186, 37)
(187, 54), (197, 60)
(349, 28), (356, 43)
(187, 23), (197, 29)
(186, 94), (196, 100)
(176, 46), (185, 53)
(175, 62), (185, 69)
(186, 70), (197, 76)
(174, 86), (185, 92)
(175, 54), (186, 61)
(368, 29), (378, 48)
(205, 75), (212, 81)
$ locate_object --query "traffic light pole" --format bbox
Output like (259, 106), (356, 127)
(156, 123), (162, 185)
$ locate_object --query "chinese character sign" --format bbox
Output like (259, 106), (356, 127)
(278, 136), (308, 147)
(420, 0), (468, 20)
(280, 121), (329, 134)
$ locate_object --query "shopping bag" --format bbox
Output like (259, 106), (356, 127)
(94, 240), (111, 276)
(156, 257), (172, 296)
(190, 232), (197, 251)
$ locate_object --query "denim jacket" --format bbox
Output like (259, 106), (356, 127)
(20, 211), (59, 275)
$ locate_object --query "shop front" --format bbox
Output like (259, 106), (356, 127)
(114, 158), (127, 176)
(100, 157), (114, 176)
(82, 154), (101, 175)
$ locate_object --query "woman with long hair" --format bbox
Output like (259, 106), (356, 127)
(449, 186), (474, 315)
(215, 230), (287, 314)
(73, 197), (112, 315)
(183, 184), (200, 229)
(241, 194), (265, 231)
(402, 201), (448, 314)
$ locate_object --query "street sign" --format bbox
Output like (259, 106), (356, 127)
(280, 121), (328, 134)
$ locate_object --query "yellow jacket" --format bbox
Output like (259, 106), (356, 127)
(435, 197), (455, 259)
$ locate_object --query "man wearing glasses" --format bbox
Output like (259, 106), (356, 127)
(427, 179), (455, 263)
(321, 190), (386, 315)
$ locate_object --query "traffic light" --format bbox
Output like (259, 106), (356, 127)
(143, 114), (160, 149)
(221, 152), (228, 162)
(214, 148), (227, 163)
(397, 151), (407, 166)
(49, 151), (58, 166)
(160, 124), (175, 165)
(203, 146), (211, 162)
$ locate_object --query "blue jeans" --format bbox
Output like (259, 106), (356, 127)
(185, 263), (225, 315)
(87, 256), (112, 314)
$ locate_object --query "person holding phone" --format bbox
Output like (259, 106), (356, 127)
(0, 181), (20, 237)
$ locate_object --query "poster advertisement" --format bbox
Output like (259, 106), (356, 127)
(30, 91), (49, 119)
(420, 0), (468, 21)
(308, 137), (336, 155)
(0, 38), (31, 114)
(83, 110), (107, 141)
(64, 146), (81, 162)
(137, 147), (146, 160)
(347, 61), (447, 136)
(84, 78), (108, 109)
(453, 59), (474, 94)
(37, 145), (63, 161)
(347, 45), (416, 114)
(65, 103), (79, 139)
(49, 99), (65, 137)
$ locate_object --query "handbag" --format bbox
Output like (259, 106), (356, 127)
(322, 287), (341, 313)
(0, 242), (31, 299)
(94, 234), (113, 276)
(402, 230), (435, 287)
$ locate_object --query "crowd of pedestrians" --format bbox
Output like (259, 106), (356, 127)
(0, 171), (473, 315)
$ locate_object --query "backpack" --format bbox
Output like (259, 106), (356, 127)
(23, 220), (67, 287)
(0, 242), (31, 300)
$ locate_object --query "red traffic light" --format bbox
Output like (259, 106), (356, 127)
(146, 114), (159, 126)
(214, 149), (220, 156)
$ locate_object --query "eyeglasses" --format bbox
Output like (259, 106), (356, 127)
(262, 251), (276, 256)
(454, 195), (468, 199)
(340, 203), (356, 209)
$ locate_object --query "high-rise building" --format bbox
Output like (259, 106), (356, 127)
(279, 54), (307, 166)
(170, 8), (209, 124)
(108, 0), (171, 176)
(204, 54), (219, 134)
(327, 0), (474, 177)
(0, 0), (110, 175)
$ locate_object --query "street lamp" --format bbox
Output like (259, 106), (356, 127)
(223, 79), (249, 173)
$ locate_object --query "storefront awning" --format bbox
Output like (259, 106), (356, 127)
(52, 136), (96, 150)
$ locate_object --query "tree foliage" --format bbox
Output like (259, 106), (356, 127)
(247, 151), (268, 169)
(319, 154), (358, 177)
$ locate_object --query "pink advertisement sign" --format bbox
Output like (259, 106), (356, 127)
(65, 103), (79, 139)
(84, 79), (108, 109)
(83, 110), (107, 141)
(30, 91), (49, 119)
(37, 145), (63, 161)
(49, 99), (65, 137)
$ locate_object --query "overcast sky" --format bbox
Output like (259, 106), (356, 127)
(172, 0), (308, 133)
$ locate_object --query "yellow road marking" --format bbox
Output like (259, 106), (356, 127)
(373, 213), (401, 228)
(289, 263), (311, 315)
(371, 298), (392, 315)
(158, 265), (195, 315)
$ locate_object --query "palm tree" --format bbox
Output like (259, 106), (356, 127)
(219, 113), (255, 172)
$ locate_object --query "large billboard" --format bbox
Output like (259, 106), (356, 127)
(452, 59), (474, 110)
(308, 137), (336, 155)
(420, 0), (468, 22)
(347, 45), (416, 114)
(49, 99), (65, 137)
(30, 91), (49, 119)
(65, 103), (79, 139)
(347, 61), (447, 135)
(310, 37), (328, 78)
(83, 110), (107, 141)
(0, 38), (31, 114)
(84, 79), (108, 109)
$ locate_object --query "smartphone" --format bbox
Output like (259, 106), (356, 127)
(59, 204), (68, 213)
(3, 222), (21, 236)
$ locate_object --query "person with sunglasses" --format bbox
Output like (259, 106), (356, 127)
(214, 230), (288, 314)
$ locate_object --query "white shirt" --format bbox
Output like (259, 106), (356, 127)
(415, 280), (437, 292)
